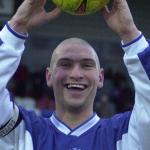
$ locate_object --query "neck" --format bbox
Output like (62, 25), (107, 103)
(55, 107), (93, 129)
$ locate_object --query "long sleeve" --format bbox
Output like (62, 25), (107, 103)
(117, 34), (150, 150)
(0, 24), (27, 128)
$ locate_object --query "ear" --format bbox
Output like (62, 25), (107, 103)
(46, 67), (53, 87)
(97, 68), (104, 89)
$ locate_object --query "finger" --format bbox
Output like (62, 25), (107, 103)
(38, 0), (46, 7)
(112, 0), (128, 10)
(101, 6), (110, 19)
(46, 7), (61, 21)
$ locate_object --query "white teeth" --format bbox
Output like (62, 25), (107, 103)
(67, 84), (85, 89)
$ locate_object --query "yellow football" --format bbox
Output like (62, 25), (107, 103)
(52, 0), (109, 15)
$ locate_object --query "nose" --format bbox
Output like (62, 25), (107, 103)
(69, 65), (84, 80)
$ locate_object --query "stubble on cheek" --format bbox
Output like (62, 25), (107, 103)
(52, 68), (68, 97)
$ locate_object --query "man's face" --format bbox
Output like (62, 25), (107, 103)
(46, 40), (104, 111)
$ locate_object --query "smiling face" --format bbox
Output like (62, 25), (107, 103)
(46, 38), (104, 113)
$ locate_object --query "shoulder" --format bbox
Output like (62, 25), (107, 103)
(98, 111), (132, 141)
(100, 111), (131, 127)
(19, 106), (53, 131)
(110, 111), (131, 128)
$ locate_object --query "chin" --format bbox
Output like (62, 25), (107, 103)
(66, 103), (86, 113)
(65, 98), (87, 111)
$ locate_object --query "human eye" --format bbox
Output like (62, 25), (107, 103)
(82, 63), (95, 70)
(83, 63), (93, 68)
(61, 62), (70, 67)
(82, 60), (96, 69)
(57, 59), (72, 68)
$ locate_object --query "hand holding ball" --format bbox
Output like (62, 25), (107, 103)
(52, 0), (109, 15)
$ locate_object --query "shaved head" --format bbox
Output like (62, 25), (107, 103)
(50, 38), (101, 70)
(46, 37), (104, 114)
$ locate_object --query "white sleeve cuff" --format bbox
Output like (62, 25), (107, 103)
(121, 33), (149, 56)
(6, 22), (28, 39)
(0, 23), (27, 50)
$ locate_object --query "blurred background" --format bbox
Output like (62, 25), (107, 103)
(1, 0), (149, 118)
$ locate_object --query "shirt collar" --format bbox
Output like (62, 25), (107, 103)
(50, 113), (100, 137)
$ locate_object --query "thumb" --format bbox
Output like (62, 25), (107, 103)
(46, 7), (61, 21)
(101, 6), (110, 20)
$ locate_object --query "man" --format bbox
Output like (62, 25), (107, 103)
(0, 0), (150, 149)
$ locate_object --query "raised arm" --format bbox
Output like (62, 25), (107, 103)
(0, 0), (60, 134)
(102, 0), (150, 149)
(9, 0), (61, 34)
(101, 0), (139, 42)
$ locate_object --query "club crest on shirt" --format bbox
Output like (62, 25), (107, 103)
(70, 148), (81, 150)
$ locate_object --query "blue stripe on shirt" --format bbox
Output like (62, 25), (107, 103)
(138, 43), (150, 80)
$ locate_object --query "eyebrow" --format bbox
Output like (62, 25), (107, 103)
(81, 58), (96, 63)
(57, 58), (96, 65)
(57, 58), (72, 63)
(57, 58), (96, 62)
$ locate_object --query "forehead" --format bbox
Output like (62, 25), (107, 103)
(55, 42), (97, 61)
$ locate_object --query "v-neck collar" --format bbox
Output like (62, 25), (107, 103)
(50, 113), (100, 137)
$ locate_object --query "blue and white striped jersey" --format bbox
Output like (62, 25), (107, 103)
(0, 24), (150, 150)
